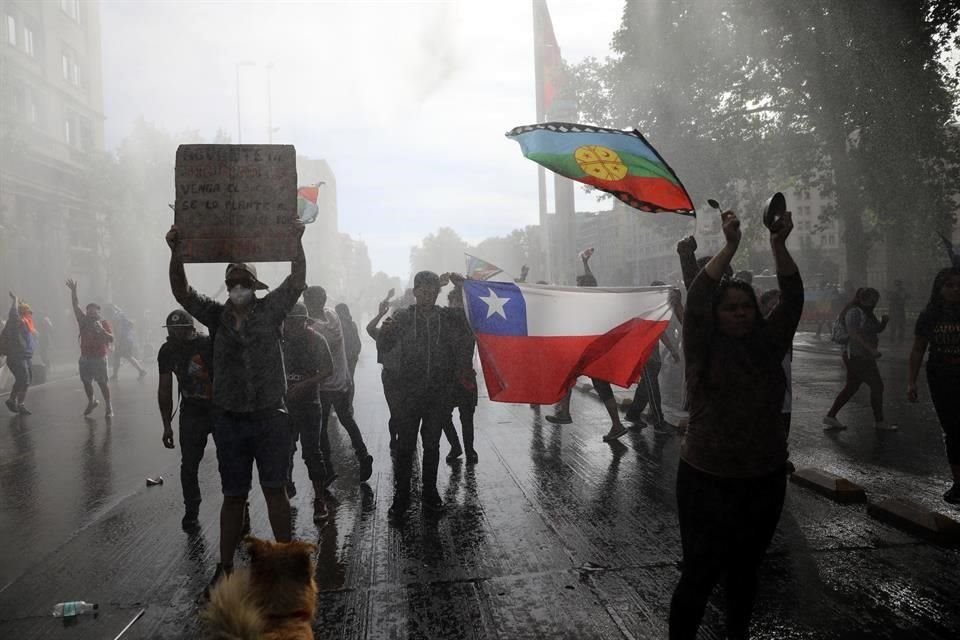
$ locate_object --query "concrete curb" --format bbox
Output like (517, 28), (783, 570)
(790, 468), (867, 504)
(867, 497), (960, 545)
(790, 468), (867, 503)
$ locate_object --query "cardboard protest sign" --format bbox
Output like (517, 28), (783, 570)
(174, 144), (298, 263)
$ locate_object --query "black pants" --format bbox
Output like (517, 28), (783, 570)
(382, 370), (403, 443)
(628, 359), (662, 422)
(393, 395), (447, 501)
(319, 389), (369, 476)
(7, 355), (32, 394)
(829, 355), (884, 421)
(179, 403), (213, 513)
(669, 460), (786, 640)
(928, 365), (960, 465)
(288, 403), (326, 484)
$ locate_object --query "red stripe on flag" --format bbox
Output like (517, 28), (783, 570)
(476, 317), (669, 404)
(580, 175), (693, 211)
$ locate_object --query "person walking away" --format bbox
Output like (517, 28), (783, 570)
(157, 310), (215, 531)
(109, 306), (147, 380)
(887, 279), (909, 344)
(2, 293), (38, 414)
(907, 267), (960, 504)
(547, 249), (628, 443)
(669, 208), (802, 640)
(281, 302), (334, 522)
(625, 282), (681, 429)
(335, 303), (362, 407)
(66, 280), (114, 417)
(166, 222), (306, 595)
(367, 290), (402, 452)
(302, 286), (374, 484)
(447, 286), (479, 464)
(379, 271), (466, 518)
(823, 287), (895, 431)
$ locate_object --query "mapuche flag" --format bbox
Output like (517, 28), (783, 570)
(297, 184), (323, 224)
(462, 279), (673, 404)
(506, 122), (696, 216)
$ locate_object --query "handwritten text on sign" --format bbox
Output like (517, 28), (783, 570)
(175, 144), (297, 263)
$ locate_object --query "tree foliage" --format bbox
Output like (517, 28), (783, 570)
(570, 0), (960, 282)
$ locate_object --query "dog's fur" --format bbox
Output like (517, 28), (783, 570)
(203, 537), (318, 640)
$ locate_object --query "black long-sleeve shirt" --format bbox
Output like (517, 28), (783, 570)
(681, 270), (803, 477)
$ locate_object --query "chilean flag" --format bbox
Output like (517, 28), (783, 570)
(463, 280), (674, 404)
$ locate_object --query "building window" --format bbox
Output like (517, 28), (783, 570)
(6, 14), (16, 47)
(23, 24), (34, 56)
(62, 49), (80, 87)
(64, 117), (72, 145)
(25, 86), (38, 124)
(60, 0), (81, 22)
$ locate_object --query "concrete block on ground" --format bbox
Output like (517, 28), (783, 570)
(790, 468), (867, 504)
(867, 498), (960, 545)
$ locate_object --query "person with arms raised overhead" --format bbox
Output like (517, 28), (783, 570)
(66, 279), (114, 418)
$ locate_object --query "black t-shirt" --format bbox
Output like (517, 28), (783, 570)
(157, 336), (213, 405)
(915, 305), (960, 370)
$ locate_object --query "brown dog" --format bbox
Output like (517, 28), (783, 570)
(204, 536), (318, 640)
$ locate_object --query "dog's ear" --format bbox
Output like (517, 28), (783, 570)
(245, 536), (267, 558)
(291, 541), (316, 578)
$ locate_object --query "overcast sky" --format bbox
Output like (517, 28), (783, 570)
(100, 0), (625, 279)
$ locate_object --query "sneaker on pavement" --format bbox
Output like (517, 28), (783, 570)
(422, 492), (445, 513)
(465, 449), (479, 464)
(17, 405), (31, 415)
(388, 497), (409, 521)
(358, 454), (373, 482)
(875, 421), (898, 431)
(5, 398), (18, 414)
(545, 413), (573, 425)
(943, 484), (960, 505)
(446, 444), (463, 463)
(202, 563), (232, 600)
(313, 498), (329, 523)
(83, 399), (99, 416)
(181, 512), (200, 532)
(822, 416), (846, 431)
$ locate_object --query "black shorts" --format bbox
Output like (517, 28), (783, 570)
(213, 409), (291, 496)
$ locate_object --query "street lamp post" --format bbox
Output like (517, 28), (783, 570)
(235, 60), (255, 143)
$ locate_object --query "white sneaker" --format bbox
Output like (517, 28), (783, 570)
(105, 405), (114, 418)
(822, 416), (847, 431)
(83, 399), (99, 416)
(875, 421), (898, 431)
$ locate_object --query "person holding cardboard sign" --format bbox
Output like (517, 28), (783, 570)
(165, 220), (306, 597)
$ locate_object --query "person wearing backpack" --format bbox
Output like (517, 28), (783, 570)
(823, 287), (894, 431)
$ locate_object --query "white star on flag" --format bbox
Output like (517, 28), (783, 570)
(479, 288), (510, 319)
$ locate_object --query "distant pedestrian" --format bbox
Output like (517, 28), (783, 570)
(303, 286), (374, 485)
(446, 286), (479, 464)
(823, 287), (895, 431)
(2, 292), (38, 415)
(379, 271), (467, 518)
(907, 267), (960, 504)
(887, 279), (909, 344)
(367, 290), (401, 451)
(669, 208), (802, 640)
(547, 249), (629, 444)
(335, 302), (361, 406)
(156, 310), (214, 531)
(66, 279), (114, 418)
(625, 281), (681, 429)
(282, 302), (334, 522)
(109, 305), (147, 380)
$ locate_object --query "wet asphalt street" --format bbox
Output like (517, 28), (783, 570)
(1, 332), (959, 639)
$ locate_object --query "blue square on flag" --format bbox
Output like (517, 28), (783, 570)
(464, 281), (527, 336)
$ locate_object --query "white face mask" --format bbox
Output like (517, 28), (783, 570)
(229, 286), (254, 306)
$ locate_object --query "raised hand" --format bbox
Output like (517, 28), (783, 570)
(65, 279), (77, 292)
(165, 225), (180, 250)
(676, 235), (697, 255)
(721, 210), (741, 245)
(769, 210), (793, 244)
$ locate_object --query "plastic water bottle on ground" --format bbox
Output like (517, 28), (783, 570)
(52, 601), (98, 617)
